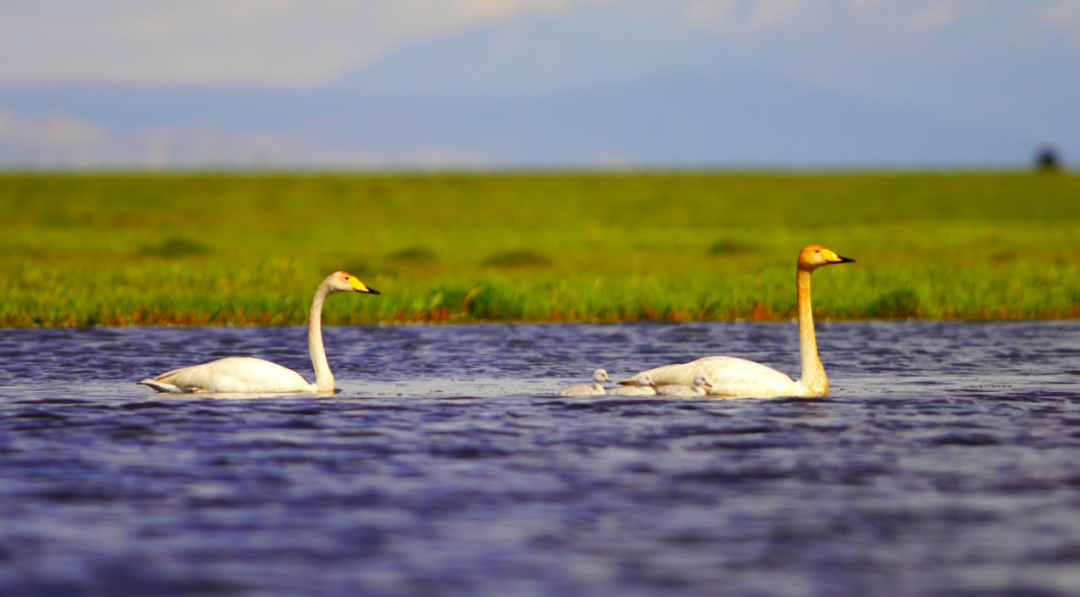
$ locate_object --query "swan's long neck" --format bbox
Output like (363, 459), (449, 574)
(797, 268), (828, 395)
(308, 281), (334, 393)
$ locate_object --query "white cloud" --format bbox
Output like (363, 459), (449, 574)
(749, 0), (805, 27)
(679, 0), (810, 35)
(908, 4), (960, 31)
(1040, 0), (1080, 38)
(0, 0), (584, 85)
(0, 0), (1076, 94)
(0, 110), (488, 167)
(456, 0), (573, 20)
(680, 0), (741, 27)
(0, 111), (106, 147)
(1042, 0), (1080, 21)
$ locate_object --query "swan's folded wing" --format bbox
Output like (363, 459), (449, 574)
(622, 356), (798, 398)
(138, 357), (314, 393)
(138, 365), (202, 393)
(136, 379), (184, 393)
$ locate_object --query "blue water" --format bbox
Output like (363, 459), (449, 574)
(3, 321), (1080, 596)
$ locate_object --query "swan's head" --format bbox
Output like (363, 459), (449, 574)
(692, 374), (713, 389)
(798, 244), (855, 271)
(637, 373), (657, 387)
(593, 369), (613, 384)
(328, 271), (380, 295)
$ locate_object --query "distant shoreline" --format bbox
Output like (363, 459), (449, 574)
(3, 172), (1078, 327)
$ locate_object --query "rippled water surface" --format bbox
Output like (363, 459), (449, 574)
(3, 321), (1080, 596)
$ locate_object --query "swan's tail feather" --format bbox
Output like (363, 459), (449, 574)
(136, 379), (183, 393)
(136, 366), (190, 393)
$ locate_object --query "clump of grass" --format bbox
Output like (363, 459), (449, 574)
(868, 289), (921, 318)
(386, 247), (438, 264)
(707, 240), (755, 256)
(140, 236), (210, 258)
(482, 250), (552, 268)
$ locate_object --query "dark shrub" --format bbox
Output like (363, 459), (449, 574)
(140, 237), (210, 258)
(387, 247), (438, 264)
(707, 240), (754, 256)
(1035, 145), (1061, 172)
(482, 250), (552, 268)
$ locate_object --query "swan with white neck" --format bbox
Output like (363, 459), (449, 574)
(620, 245), (854, 398)
(137, 271), (379, 394)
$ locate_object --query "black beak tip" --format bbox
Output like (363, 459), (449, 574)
(839, 256), (856, 263)
(367, 288), (381, 295)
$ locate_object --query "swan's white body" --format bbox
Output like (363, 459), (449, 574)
(558, 369), (612, 396)
(137, 271), (378, 394)
(607, 374), (657, 396)
(139, 357), (317, 393)
(643, 357), (801, 397)
(621, 245), (854, 398)
(656, 374), (713, 397)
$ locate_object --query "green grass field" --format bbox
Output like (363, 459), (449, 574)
(2, 172), (1079, 326)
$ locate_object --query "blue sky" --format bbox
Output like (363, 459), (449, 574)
(0, 0), (1077, 167)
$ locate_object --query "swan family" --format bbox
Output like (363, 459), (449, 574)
(556, 244), (853, 398)
(618, 244), (853, 397)
(139, 244), (853, 399)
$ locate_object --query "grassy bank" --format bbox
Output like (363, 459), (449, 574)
(2, 172), (1079, 326)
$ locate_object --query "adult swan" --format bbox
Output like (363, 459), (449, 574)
(138, 271), (379, 394)
(620, 245), (854, 398)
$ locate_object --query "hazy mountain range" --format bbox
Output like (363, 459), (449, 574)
(0, 4), (1073, 168)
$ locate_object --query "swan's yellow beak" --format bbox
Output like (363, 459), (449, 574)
(822, 249), (856, 264)
(349, 276), (380, 295)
